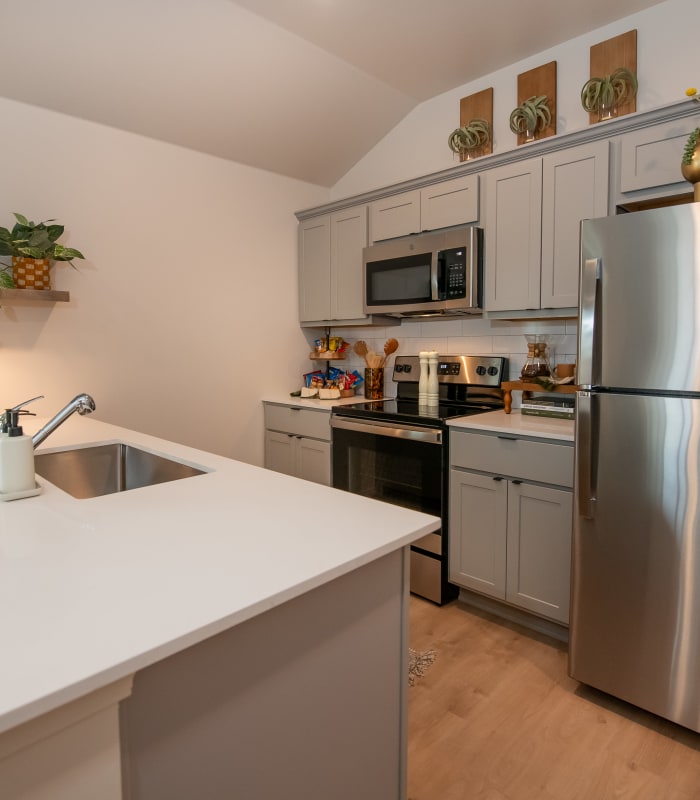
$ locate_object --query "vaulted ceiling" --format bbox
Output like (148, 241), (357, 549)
(0, 0), (663, 186)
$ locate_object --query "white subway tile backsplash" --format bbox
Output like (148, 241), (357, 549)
(303, 315), (578, 393)
(446, 336), (494, 354)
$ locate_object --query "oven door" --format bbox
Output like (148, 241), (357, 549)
(331, 415), (451, 604)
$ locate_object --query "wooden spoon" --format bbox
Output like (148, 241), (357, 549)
(353, 340), (368, 361)
(381, 337), (399, 365)
(384, 338), (399, 357)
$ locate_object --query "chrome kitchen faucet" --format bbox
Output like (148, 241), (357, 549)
(31, 393), (96, 448)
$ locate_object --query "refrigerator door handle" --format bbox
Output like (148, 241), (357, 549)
(578, 257), (600, 388)
(577, 390), (596, 519)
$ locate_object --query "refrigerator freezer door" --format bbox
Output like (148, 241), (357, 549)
(570, 392), (700, 732)
(580, 203), (700, 393)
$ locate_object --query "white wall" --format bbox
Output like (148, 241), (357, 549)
(0, 98), (328, 465)
(331, 0), (696, 198)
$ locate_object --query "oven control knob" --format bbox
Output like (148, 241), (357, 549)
(487, 366), (499, 376)
(395, 364), (404, 373)
(476, 365), (486, 376)
(403, 365), (412, 373)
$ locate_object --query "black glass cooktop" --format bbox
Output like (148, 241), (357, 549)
(332, 398), (499, 427)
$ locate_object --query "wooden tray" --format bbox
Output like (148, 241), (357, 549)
(502, 380), (579, 414)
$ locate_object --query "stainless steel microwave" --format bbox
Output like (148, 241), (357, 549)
(362, 226), (482, 317)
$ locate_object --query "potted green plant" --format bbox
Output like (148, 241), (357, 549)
(0, 213), (85, 290)
(580, 68), (638, 121)
(509, 95), (552, 142)
(447, 118), (491, 160)
(681, 127), (700, 200)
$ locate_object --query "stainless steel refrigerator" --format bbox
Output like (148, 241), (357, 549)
(570, 202), (700, 733)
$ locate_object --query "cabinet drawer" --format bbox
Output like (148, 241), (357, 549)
(450, 430), (573, 487)
(369, 190), (421, 242)
(420, 175), (479, 231)
(264, 405), (330, 441)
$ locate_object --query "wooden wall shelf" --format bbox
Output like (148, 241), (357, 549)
(0, 288), (70, 303)
(502, 380), (580, 414)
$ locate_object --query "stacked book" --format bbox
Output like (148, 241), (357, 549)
(521, 395), (575, 419)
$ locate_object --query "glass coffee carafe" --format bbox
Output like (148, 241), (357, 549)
(520, 334), (552, 379)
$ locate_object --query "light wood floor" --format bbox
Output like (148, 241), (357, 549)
(408, 595), (700, 800)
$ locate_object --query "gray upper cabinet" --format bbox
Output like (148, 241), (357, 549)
(298, 215), (331, 323)
(484, 157), (543, 312)
(369, 175), (479, 242)
(485, 140), (609, 313)
(296, 100), (696, 320)
(298, 204), (369, 325)
(618, 115), (700, 197)
(541, 140), (610, 308)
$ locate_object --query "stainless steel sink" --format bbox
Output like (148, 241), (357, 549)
(35, 443), (206, 499)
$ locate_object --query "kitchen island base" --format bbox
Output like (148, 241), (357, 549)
(119, 549), (410, 800)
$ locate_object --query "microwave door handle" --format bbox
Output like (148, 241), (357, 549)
(430, 251), (439, 300)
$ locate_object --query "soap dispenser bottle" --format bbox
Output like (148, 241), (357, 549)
(0, 409), (36, 495)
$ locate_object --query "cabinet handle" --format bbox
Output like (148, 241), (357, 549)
(497, 435), (517, 441)
(492, 476), (504, 482)
(511, 479), (522, 485)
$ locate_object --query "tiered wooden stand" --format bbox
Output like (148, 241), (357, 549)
(502, 380), (580, 414)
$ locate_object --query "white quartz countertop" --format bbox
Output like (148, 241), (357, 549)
(262, 394), (377, 411)
(448, 409), (575, 442)
(0, 416), (438, 734)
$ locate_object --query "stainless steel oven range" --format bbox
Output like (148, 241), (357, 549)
(331, 354), (505, 605)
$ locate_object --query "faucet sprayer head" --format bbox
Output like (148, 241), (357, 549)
(76, 394), (96, 415)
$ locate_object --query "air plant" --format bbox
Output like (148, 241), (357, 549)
(509, 95), (552, 139)
(447, 118), (491, 158)
(580, 68), (638, 117)
(682, 128), (700, 166)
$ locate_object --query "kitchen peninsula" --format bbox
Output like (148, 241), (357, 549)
(0, 416), (439, 800)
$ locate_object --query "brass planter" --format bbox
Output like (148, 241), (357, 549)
(681, 141), (700, 202)
(12, 256), (52, 290)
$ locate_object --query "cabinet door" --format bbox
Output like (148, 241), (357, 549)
(484, 158), (542, 311)
(506, 482), (572, 624)
(297, 438), (331, 486)
(420, 175), (479, 232)
(298, 215), (331, 322)
(369, 190), (421, 242)
(330, 205), (368, 321)
(264, 431), (297, 477)
(619, 116), (700, 193)
(541, 141), (609, 308)
(449, 469), (507, 599)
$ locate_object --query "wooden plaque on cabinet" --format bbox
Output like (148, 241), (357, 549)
(458, 87), (494, 161)
(588, 29), (637, 124)
(516, 61), (557, 145)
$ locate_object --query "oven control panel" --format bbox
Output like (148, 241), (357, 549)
(393, 354), (506, 387)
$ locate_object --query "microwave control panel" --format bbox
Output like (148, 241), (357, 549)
(442, 247), (467, 299)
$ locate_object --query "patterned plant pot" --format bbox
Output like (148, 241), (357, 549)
(12, 256), (51, 290)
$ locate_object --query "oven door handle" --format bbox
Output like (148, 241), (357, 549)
(330, 416), (442, 444)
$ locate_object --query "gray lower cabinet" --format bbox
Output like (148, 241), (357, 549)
(263, 403), (331, 485)
(449, 429), (573, 624)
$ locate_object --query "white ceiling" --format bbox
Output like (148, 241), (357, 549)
(0, 0), (663, 187)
